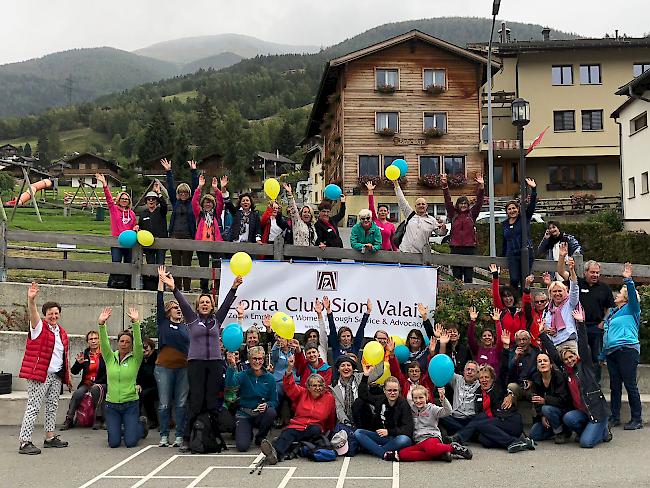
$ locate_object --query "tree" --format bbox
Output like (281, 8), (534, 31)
(36, 130), (49, 166)
(193, 95), (218, 153)
(172, 125), (192, 184)
(274, 119), (296, 157)
(137, 103), (174, 163)
(110, 134), (123, 154)
(216, 105), (252, 192)
(23, 142), (32, 157)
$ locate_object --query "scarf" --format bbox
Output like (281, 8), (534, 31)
(408, 347), (427, 364)
(482, 389), (493, 417)
(121, 210), (131, 225)
(239, 209), (250, 236)
(308, 361), (331, 375)
(321, 218), (337, 233)
(340, 376), (356, 422)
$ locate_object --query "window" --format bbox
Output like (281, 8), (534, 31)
(314, 173), (319, 185)
(548, 164), (598, 187)
(378, 202), (399, 222)
(580, 65), (601, 84)
(358, 155), (379, 176)
(443, 156), (466, 176)
(628, 177), (636, 198)
(375, 68), (399, 89)
(419, 156), (440, 175)
(633, 63), (650, 77)
(375, 112), (399, 132)
(78, 162), (86, 170)
(631, 112), (648, 134)
(642, 172), (649, 195)
(426, 204), (447, 218)
(581, 110), (603, 131)
(552, 65), (573, 85)
(383, 155), (404, 172)
(423, 68), (446, 89)
(553, 110), (575, 131)
(423, 112), (447, 132)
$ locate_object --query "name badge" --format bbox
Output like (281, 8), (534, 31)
(581, 289), (589, 293)
(480, 355), (488, 360)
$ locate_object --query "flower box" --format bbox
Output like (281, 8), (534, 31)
(376, 84), (396, 94)
(377, 128), (396, 137)
(418, 173), (467, 189)
(425, 84), (447, 95)
(423, 128), (445, 138)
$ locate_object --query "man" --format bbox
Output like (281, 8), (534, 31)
(18, 282), (72, 454)
(503, 330), (539, 403)
(393, 179), (444, 253)
(439, 361), (480, 435)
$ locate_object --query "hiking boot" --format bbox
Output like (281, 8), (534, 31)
(523, 436), (536, 450)
(254, 436), (263, 447)
(43, 435), (68, 448)
(139, 416), (149, 439)
(624, 420), (643, 430)
(92, 419), (103, 431)
(609, 417), (621, 427)
(159, 435), (169, 447)
(449, 434), (465, 446)
(507, 440), (527, 453)
(603, 426), (613, 443)
(451, 442), (473, 460)
(260, 439), (278, 465)
(172, 436), (183, 448)
(554, 431), (572, 444)
(383, 450), (398, 462)
(19, 442), (41, 455)
(60, 417), (73, 431)
(440, 451), (453, 462)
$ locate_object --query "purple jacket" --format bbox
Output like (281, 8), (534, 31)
(467, 319), (503, 376)
(173, 287), (237, 361)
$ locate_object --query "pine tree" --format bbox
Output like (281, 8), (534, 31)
(172, 125), (192, 185)
(137, 103), (174, 164)
(23, 142), (32, 157)
(193, 95), (218, 153)
(36, 130), (49, 166)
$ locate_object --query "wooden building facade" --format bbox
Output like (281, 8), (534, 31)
(50, 153), (122, 187)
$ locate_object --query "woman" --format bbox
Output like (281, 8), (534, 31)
(302, 327), (328, 361)
(62, 329), (107, 431)
(138, 180), (168, 290)
(227, 192), (262, 244)
(404, 327), (430, 372)
(387, 338), (435, 403)
(225, 346), (278, 451)
(98, 306), (149, 448)
(270, 333), (294, 428)
(350, 209), (382, 253)
(162, 158), (198, 292)
(501, 177), (537, 289)
(315, 197), (346, 249)
(384, 385), (472, 462)
(353, 364), (413, 459)
(539, 309), (612, 448)
(365, 181), (396, 251)
(441, 172), (485, 283)
(154, 266), (189, 448)
(260, 201), (288, 245)
(159, 270), (242, 451)
(528, 353), (572, 443)
(467, 306), (503, 375)
(291, 339), (332, 387)
(136, 338), (159, 429)
(282, 183), (317, 247)
(537, 220), (582, 262)
(321, 296), (370, 363)
(543, 256), (580, 350)
(602, 262), (642, 430)
(96, 173), (137, 288)
(192, 174), (226, 293)
(260, 356), (335, 465)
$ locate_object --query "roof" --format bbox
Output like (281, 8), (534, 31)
(611, 68), (650, 118)
(254, 151), (299, 166)
(468, 36), (650, 55)
(0, 143), (18, 150)
(66, 152), (122, 170)
(306, 29), (499, 138)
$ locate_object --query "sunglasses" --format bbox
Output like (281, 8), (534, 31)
(146, 197), (157, 201)
(360, 217), (372, 221)
(169, 305), (180, 310)
(534, 299), (548, 304)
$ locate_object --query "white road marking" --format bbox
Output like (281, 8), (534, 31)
(77, 444), (155, 488)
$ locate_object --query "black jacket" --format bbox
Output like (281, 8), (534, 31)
(473, 350), (518, 419)
(506, 345), (539, 386)
(434, 340), (472, 374)
(530, 367), (572, 421)
(227, 204), (262, 243)
(315, 203), (346, 248)
(540, 324), (610, 422)
(70, 347), (107, 388)
(138, 197), (168, 238)
(166, 169), (198, 238)
(359, 375), (414, 438)
(137, 351), (158, 390)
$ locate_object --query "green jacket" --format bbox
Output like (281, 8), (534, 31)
(99, 321), (143, 404)
(350, 222), (382, 252)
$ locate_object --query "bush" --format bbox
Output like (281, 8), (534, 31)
(433, 281), (494, 336)
(639, 285), (650, 363)
(0, 172), (15, 196)
(587, 210), (624, 232)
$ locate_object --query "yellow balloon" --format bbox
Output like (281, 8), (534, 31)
(385, 165), (400, 181)
(230, 252), (253, 277)
(137, 230), (154, 247)
(264, 178), (280, 200)
(391, 335), (405, 347)
(362, 340), (385, 366)
(271, 312), (295, 339)
(374, 361), (392, 385)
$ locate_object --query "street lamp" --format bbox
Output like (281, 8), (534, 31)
(486, 0), (501, 257)
(511, 97), (531, 283)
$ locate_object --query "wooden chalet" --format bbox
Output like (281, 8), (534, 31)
(0, 144), (19, 158)
(138, 152), (174, 178)
(52, 153), (122, 187)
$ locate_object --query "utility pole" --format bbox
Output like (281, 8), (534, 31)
(62, 74), (75, 107)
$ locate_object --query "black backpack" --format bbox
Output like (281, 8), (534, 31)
(189, 412), (226, 454)
(391, 211), (415, 248)
(283, 434), (335, 461)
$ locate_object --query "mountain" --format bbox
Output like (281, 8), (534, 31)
(134, 33), (321, 64)
(180, 52), (245, 74)
(0, 47), (178, 117)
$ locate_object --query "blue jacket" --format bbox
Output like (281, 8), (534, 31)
(225, 367), (278, 415)
(501, 189), (537, 256)
(537, 232), (582, 259)
(156, 291), (190, 356)
(602, 278), (641, 356)
(327, 312), (368, 362)
(166, 169), (198, 238)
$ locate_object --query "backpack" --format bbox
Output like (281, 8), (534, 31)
(189, 412), (226, 454)
(74, 393), (95, 427)
(391, 211), (415, 248)
(285, 434), (336, 462)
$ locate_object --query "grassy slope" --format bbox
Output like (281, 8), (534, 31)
(161, 90), (198, 102)
(0, 127), (111, 155)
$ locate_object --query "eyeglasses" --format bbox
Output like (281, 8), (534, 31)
(169, 305), (180, 310)
(250, 357), (265, 362)
(360, 217), (372, 221)
(408, 336), (421, 341)
(146, 197), (157, 201)
(308, 383), (324, 389)
(534, 299), (548, 304)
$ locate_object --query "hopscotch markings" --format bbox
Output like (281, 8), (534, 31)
(184, 465), (295, 488)
(77, 444), (155, 488)
(392, 461), (399, 488)
(336, 457), (350, 488)
(129, 454), (181, 488)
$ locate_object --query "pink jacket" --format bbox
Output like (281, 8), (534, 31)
(104, 186), (137, 237)
(192, 187), (224, 241)
(369, 194), (397, 251)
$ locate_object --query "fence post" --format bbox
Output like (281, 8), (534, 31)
(0, 221), (7, 282)
(132, 245), (143, 290)
(274, 236), (285, 261)
(574, 253), (585, 277)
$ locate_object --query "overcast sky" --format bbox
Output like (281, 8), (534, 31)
(2, 0), (647, 65)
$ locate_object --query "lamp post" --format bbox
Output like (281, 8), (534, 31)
(511, 97), (531, 283)
(487, 0), (501, 257)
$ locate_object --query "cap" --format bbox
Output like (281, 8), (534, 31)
(335, 355), (356, 370)
(145, 191), (159, 200)
(330, 430), (348, 455)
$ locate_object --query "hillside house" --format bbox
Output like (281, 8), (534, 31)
(50, 153), (122, 187)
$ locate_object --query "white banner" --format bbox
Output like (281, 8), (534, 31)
(218, 260), (437, 338)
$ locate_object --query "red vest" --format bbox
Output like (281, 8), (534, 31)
(19, 322), (70, 384)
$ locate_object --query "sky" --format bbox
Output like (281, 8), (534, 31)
(1, 0), (647, 65)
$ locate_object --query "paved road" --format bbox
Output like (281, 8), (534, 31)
(2, 425), (648, 488)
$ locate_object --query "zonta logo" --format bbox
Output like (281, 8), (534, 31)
(316, 271), (338, 291)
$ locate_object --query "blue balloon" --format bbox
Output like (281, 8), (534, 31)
(394, 345), (410, 364)
(222, 324), (243, 352)
(428, 354), (455, 386)
(392, 159), (408, 177)
(118, 230), (138, 248)
(324, 184), (342, 200)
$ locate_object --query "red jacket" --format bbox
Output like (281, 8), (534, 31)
(294, 349), (333, 388)
(388, 354), (436, 398)
(19, 322), (70, 384)
(443, 186), (484, 247)
(492, 278), (540, 346)
(260, 206), (287, 244)
(283, 373), (335, 432)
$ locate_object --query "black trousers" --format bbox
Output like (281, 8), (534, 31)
(139, 386), (159, 425)
(450, 246), (476, 283)
(456, 412), (523, 448)
(185, 359), (223, 441)
(197, 251), (220, 292)
(143, 249), (166, 290)
(273, 424), (322, 459)
(586, 325), (604, 384)
(66, 383), (106, 420)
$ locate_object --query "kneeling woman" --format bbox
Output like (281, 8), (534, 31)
(98, 307), (149, 448)
(226, 346), (278, 452)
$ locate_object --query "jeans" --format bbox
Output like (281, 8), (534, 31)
(439, 415), (474, 435)
(273, 425), (322, 459)
(450, 246), (475, 283)
(105, 400), (144, 448)
(529, 405), (564, 441)
(563, 410), (608, 448)
(154, 365), (188, 438)
(333, 423), (360, 456)
(352, 429), (412, 459)
(586, 326), (604, 384)
(607, 347), (642, 423)
(234, 407), (277, 452)
(507, 250), (534, 290)
(169, 234), (193, 291)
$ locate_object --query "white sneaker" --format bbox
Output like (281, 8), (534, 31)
(172, 436), (183, 447)
(159, 435), (169, 447)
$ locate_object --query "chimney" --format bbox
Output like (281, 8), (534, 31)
(499, 21), (507, 43)
(542, 27), (551, 41)
(506, 28), (511, 43)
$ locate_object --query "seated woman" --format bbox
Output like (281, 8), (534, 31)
(98, 307), (149, 448)
(291, 339), (332, 387)
(137, 338), (159, 429)
(352, 364), (413, 460)
(539, 309), (612, 448)
(225, 346), (278, 452)
(260, 356), (335, 464)
(61, 330), (107, 431)
(320, 296), (370, 363)
(467, 306), (503, 376)
(387, 338), (435, 404)
(385, 385), (472, 462)
(528, 353), (572, 443)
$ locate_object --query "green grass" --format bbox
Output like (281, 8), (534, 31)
(162, 90), (198, 103)
(0, 127), (112, 156)
(6, 206), (110, 234)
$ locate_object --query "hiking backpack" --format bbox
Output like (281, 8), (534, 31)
(189, 412), (226, 454)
